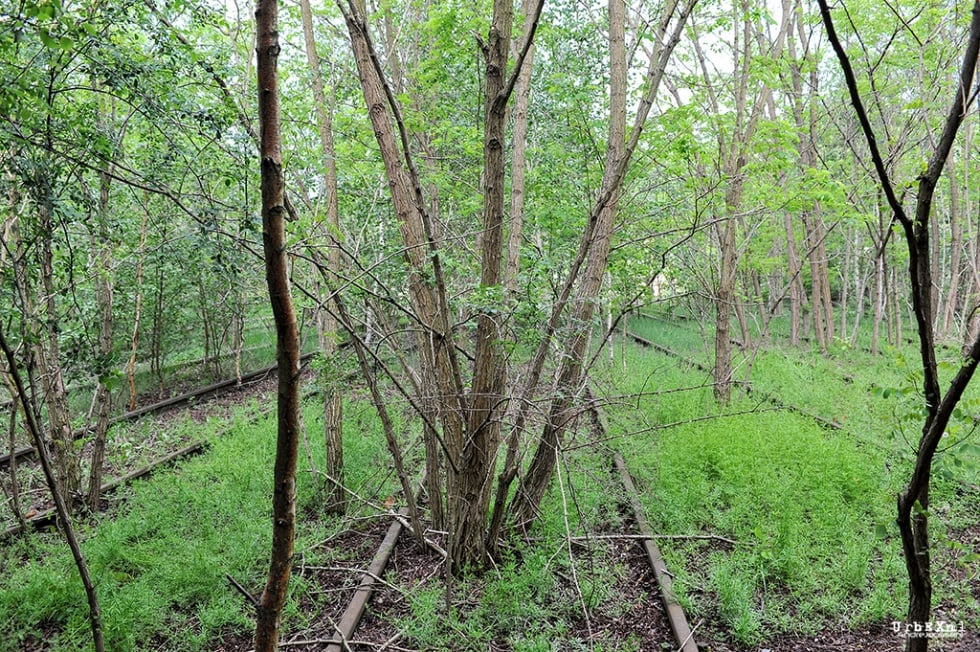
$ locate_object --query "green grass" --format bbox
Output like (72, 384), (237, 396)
(6, 312), (980, 651)
(0, 396), (390, 652)
(604, 317), (980, 645)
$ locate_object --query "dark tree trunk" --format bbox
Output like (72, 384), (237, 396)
(819, 4), (980, 651)
(254, 0), (303, 647)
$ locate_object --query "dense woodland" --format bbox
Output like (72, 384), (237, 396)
(2, 0), (980, 650)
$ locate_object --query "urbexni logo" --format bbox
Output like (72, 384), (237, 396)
(891, 621), (965, 639)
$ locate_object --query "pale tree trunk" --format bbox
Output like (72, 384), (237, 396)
(941, 152), (963, 339)
(510, 0), (695, 528)
(871, 206), (888, 355)
(254, 0), (303, 646)
(714, 214), (737, 401)
(380, 2), (444, 529)
(513, 0), (626, 525)
(341, 0), (467, 540)
(505, 0), (539, 296)
(2, 180), (27, 530)
(127, 207), (148, 410)
(784, 210), (803, 345)
(849, 225), (870, 345)
(962, 122), (980, 351)
(87, 139), (115, 512)
(299, 0), (345, 516)
(789, 2), (832, 349)
(694, 0), (790, 402)
(36, 185), (80, 504)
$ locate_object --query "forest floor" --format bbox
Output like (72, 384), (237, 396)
(3, 326), (980, 651)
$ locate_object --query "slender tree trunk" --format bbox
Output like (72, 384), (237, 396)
(254, 0), (303, 645)
(448, 0), (515, 572)
(128, 209), (148, 410)
(505, 0), (539, 296)
(714, 214), (737, 400)
(87, 156), (115, 512)
(36, 188), (80, 504)
(0, 327), (105, 652)
(299, 0), (345, 516)
(818, 5), (980, 651)
(941, 157), (962, 338)
(513, 0), (627, 524)
(784, 219), (804, 346)
(151, 266), (165, 393)
(2, 378), (26, 531)
(508, 0), (694, 529)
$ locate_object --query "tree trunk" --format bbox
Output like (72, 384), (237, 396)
(341, 3), (467, 532)
(299, 0), (345, 516)
(818, 5), (980, 651)
(449, 0), (514, 572)
(254, 0), (303, 646)
(513, 0), (627, 524)
(0, 327), (105, 652)
(87, 152), (115, 513)
(505, 0), (539, 296)
(941, 155), (962, 339)
(37, 187), (80, 504)
(509, 0), (694, 528)
(128, 209), (149, 410)
(714, 214), (737, 402)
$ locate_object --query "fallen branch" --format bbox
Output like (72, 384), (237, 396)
(569, 533), (737, 545)
(226, 573), (259, 609)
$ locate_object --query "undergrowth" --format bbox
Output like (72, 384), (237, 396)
(0, 398), (388, 652)
(607, 314), (980, 646)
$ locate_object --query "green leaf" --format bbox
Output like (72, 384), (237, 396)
(58, 35), (73, 50)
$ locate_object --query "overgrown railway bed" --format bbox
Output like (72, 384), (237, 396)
(0, 361), (294, 538)
(4, 331), (979, 651)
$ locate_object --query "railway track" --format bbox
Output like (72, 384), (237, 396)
(294, 386), (701, 652)
(0, 354), (314, 472)
(0, 356), (312, 538)
(624, 327), (844, 430)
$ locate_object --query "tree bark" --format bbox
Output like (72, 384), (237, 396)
(509, 0), (695, 529)
(128, 208), (148, 410)
(818, 4), (980, 650)
(37, 186), (80, 504)
(254, 0), (303, 646)
(450, 0), (514, 572)
(505, 0), (540, 296)
(512, 0), (629, 524)
(299, 0), (345, 516)
(87, 144), (115, 512)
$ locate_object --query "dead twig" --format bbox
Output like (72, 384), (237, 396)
(225, 573), (259, 609)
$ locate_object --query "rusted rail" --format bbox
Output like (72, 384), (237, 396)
(324, 509), (406, 652)
(625, 329), (843, 430)
(1, 440), (209, 539)
(585, 385), (699, 652)
(0, 354), (313, 471)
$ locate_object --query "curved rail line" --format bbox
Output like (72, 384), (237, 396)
(0, 355), (311, 537)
